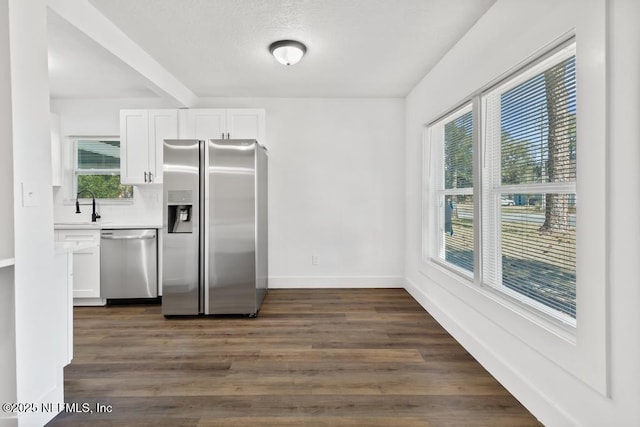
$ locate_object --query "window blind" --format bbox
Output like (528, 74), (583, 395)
(483, 45), (577, 319)
(431, 107), (474, 275)
(75, 139), (133, 199)
(444, 111), (473, 189)
(77, 140), (121, 170)
(500, 56), (576, 186)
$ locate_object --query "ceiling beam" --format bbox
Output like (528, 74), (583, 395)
(47, 0), (197, 107)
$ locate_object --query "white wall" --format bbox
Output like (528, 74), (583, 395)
(404, 0), (640, 425)
(0, 0), (16, 416)
(6, 0), (66, 425)
(51, 96), (406, 287)
(0, 267), (16, 427)
(606, 0), (640, 422)
(199, 97), (406, 287)
(0, 0), (12, 262)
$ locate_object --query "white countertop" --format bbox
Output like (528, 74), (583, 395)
(0, 258), (15, 268)
(54, 222), (161, 230)
(54, 240), (97, 255)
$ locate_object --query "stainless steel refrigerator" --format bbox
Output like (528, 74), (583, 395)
(162, 139), (267, 316)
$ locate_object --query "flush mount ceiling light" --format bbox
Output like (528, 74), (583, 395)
(269, 40), (307, 66)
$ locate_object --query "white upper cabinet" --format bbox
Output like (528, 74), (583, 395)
(149, 110), (178, 184)
(50, 112), (62, 187)
(178, 108), (226, 140)
(120, 109), (148, 185)
(120, 108), (265, 186)
(178, 108), (266, 146)
(227, 109), (266, 144)
(120, 109), (178, 185)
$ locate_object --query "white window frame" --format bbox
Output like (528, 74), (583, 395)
(426, 103), (475, 280)
(73, 136), (134, 203)
(481, 42), (577, 326)
(424, 41), (579, 327)
(422, 28), (607, 395)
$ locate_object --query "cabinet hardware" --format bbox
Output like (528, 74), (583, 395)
(148, 171), (153, 182)
(144, 171), (148, 182)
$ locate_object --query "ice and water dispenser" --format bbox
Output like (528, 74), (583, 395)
(167, 190), (193, 234)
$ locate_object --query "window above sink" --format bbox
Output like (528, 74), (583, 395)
(75, 138), (133, 200)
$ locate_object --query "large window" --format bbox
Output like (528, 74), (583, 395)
(483, 44), (577, 320)
(75, 139), (133, 199)
(426, 41), (577, 322)
(429, 105), (474, 275)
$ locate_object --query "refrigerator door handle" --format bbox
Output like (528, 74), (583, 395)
(200, 140), (207, 314)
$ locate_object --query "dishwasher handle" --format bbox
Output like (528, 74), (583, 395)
(101, 234), (155, 240)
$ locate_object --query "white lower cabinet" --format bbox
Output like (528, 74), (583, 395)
(56, 229), (102, 305)
(54, 252), (73, 365)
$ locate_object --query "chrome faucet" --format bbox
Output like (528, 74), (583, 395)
(76, 190), (101, 222)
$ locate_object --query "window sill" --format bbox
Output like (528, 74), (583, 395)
(429, 257), (474, 282)
(478, 282), (577, 342)
(420, 258), (576, 345)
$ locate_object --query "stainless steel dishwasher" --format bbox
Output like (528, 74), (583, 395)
(100, 229), (158, 299)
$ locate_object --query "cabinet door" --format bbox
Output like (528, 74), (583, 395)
(57, 230), (100, 299)
(50, 112), (62, 187)
(72, 247), (100, 298)
(66, 254), (73, 363)
(53, 252), (73, 365)
(57, 230), (100, 298)
(120, 110), (150, 185)
(148, 109), (178, 184)
(178, 109), (226, 140)
(226, 109), (266, 145)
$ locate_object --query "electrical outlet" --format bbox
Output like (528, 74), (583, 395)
(311, 255), (319, 265)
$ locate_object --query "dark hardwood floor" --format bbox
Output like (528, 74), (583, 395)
(48, 289), (540, 426)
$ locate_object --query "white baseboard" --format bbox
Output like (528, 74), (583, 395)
(0, 416), (17, 427)
(73, 298), (105, 306)
(268, 275), (404, 289)
(403, 277), (574, 427)
(12, 380), (64, 427)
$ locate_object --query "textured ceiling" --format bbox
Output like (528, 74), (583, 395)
(48, 0), (496, 99)
(47, 10), (158, 99)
